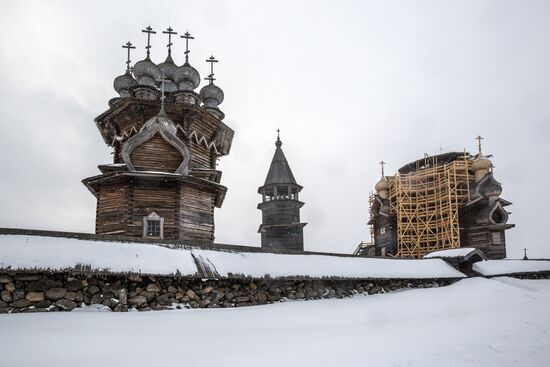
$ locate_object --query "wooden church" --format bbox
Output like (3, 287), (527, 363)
(365, 137), (514, 259)
(82, 27), (233, 242)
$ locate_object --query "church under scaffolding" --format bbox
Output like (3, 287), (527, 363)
(364, 137), (514, 259)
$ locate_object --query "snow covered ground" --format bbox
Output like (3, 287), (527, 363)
(1, 277), (549, 367)
(474, 259), (550, 276)
(0, 234), (464, 279)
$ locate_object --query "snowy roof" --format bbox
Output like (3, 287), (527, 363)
(0, 235), (465, 279)
(424, 248), (482, 259)
(473, 260), (550, 276)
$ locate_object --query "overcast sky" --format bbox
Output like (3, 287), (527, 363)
(1, 0), (549, 258)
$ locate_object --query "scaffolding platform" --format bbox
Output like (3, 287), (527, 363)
(387, 154), (473, 258)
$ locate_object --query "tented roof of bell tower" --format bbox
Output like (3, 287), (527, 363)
(263, 137), (297, 186)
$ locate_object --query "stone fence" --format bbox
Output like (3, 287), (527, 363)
(0, 270), (459, 313)
(1, 228), (549, 314)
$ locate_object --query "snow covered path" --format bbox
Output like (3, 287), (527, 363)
(1, 277), (549, 367)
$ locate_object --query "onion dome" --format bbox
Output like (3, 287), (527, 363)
(472, 155), (492, 171)
(133, 56), (161, 87)
(115, 42), (139, 97)
(113, 70), (138, 97)
(199, 55), (225, 119)
(479, 175), (503, 198)
(176, 62), (201, 91)
(472, 154), (492, 182)
(157, 54), (178, 92)
(472, 135), (492, 182)
(375, 176), (389, 192)
(375, 161), (389, 198)
(200, 83), (224, 108)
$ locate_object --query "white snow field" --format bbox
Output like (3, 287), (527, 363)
(1, 277), (549, 367)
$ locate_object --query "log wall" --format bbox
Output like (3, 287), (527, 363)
(96, 183), (127, 235)
(130, 134), (183, 173)
(180, 186), (215, 241)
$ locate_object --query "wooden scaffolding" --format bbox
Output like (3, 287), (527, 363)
(387, 155), (473, 258)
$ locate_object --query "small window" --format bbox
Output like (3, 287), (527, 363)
(380, 227), (386, 235)
(147, 220), (161, 237)
(492, 232), (503, 245)
(143, 212), (164, 239)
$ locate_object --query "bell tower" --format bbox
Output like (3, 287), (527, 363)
(257, 132), (306, 251)
(83, 27), (234, 242)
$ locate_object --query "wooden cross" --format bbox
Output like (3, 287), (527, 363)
(158, 74), (169, 108)
(162, 27), (177, 54)
(379, 160), (386, 177)
(205, 55), (219, 84)
(180, 31), (194, 63)
(523, 248), (528, 259)
(277, 129), (280, 140)
(122, 41), (135, 72)
(476, 135), (484, 155)
(142, 26), (156, 57)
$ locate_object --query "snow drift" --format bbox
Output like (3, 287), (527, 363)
(0, 234), (465, 279)
(474, 259), (550, 276)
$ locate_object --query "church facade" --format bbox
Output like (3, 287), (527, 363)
(82, 27), (233, 242)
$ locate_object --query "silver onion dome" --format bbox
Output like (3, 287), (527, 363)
(176, 62), (201, 91)
(157, 54), (178, 92)
(113, 71), (138, 97)
(133, 56), (162, 86)
(200, 83), (224, 107)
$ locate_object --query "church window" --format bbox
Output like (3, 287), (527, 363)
(147, 220), (161, 237)
(491, 207), (506, 224)
(143, 212), (164, 239)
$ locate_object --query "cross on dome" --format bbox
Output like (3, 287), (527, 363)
(379, 160), (386, 177)
(275, 129), (282, 147)
(122, 41), (136, 72)
(476, 135), (484, 155)
(205, 55), (219, 84)
(162, 27), (177, 55)
(141, 26), (156, 58)
(181, 31), (195, 63)
(158, 74), (169, 110)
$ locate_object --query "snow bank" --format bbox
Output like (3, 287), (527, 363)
(424, 247), (477, 258)
(193, 249), (465, 279)
(474, 260), (550, 276)
(0, 235), (197, 275)
(0, 234), (465, 279)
